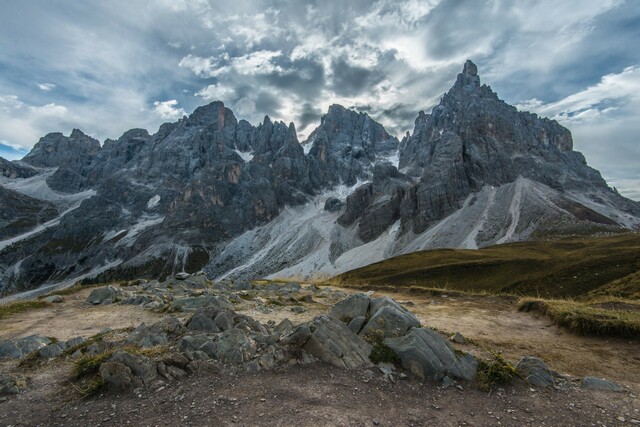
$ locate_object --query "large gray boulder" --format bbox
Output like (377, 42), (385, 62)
(360, 305), (420, 340)
(107, 350), (158, 386)
(329, 294), (370, 323)
(385, 328), (476, 381)
(0, 335), (51, 359)
(516, 356), (556, 388)
(86, 286), (117, 305)
(582, 376), (623, 392)
(290, 315), (372, 369)
(170, 295), (233, 312)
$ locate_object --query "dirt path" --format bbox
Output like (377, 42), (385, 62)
(0, 288), (167, 342)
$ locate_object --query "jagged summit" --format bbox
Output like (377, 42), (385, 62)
(1, 61), (639, 296)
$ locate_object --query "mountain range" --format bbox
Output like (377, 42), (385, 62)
(1, 60), (639, 297)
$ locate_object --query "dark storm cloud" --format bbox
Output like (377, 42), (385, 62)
(0, 0), (638, 198)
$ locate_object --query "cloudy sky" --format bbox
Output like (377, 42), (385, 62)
(0, 0), (638, 199)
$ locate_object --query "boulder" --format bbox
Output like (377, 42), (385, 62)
(38, 342), (65, 359)
(175, 272), (191, 280)
(107, 350), (158, 386)
(44, 295), (64, 303)
(582, 377), (623, 392)
(516, 356), (556, 388)
(0, 335), (51, 359)
(0, 375), (25, 395)
(170, 295), (233, 312)
(360, 305), (420, 340)
(187, 313), (219, 332)
(274, 318), (294, 337)
(86, 286), (117, 305)
(100, 362), (141, 391)
(347, 316), (366, 334)
(385, 328), (477, 381)
(369, 296), (406, 316)
(296, 315), (372, 369)
(450, 332), (465, 344)
(329, 294), (370, 322)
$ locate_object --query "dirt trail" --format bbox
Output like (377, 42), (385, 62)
(0, 288), (167, 342)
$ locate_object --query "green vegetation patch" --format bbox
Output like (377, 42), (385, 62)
(369, 337), (402, 366)
(518, 297), (640, 337)
(476, 352), (518, 391)
(73, 352), (113, 379)
(0, 300), (51, 320)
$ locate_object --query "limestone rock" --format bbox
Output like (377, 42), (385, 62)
(0, 335), (51, 359)
(360, 305), (420, 340)
(330, 293), (370, 323)
(86, 286), (117, 305)
(385, 328), (477, 381)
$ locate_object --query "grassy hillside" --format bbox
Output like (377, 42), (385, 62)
(333, 233), (640, 299)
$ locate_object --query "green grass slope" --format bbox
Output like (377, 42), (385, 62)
(333, 233), (640, 299)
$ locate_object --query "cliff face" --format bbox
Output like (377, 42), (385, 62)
(1, 61), (638, 295)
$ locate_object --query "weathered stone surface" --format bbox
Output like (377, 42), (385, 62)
(296, 315), (372, 369)
(516, 356), (555, 388)
(360, 306), (420, 340)
(385, 328), (477, 381)
(329, 294), (370, 323)
(170, 295), (233, 312)
(100, 362), (141, 391)
(187, 313), (219, 332)
(0, 375), (25, 395)
(44, 295), (64, 303)
(582, 376), (623, 392)
(0, 335), (51, 359)
(38, 343), (64, 359)
(86, 286), (117, 305)
(347, 316), (366, 334)
(108, 350), (158, 386)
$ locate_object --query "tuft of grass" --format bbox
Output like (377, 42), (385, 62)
(17, 349), (42, 369)
(78, 376), (107, 397)
(476, 352), (518, 391)
(0, 300), (51, 320)
(369, 337), (402, 367)
(73, 352), (113, 379)
(62, 333), (105, 357)
(518, 297), (640, 337)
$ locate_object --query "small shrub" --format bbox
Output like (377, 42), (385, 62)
(369, 337), (402, 366)
(476, 352), (517, 391)
(73, 352), (112, 379)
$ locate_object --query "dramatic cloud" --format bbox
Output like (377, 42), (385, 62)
(0, 0), (638, 198)
(153, 100), (186, 120)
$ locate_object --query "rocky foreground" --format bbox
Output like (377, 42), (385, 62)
(0, 274), (638, 426)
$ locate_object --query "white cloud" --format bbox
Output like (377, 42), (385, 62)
(196, 84), (235, 102)
(37, 82), (56, 91)
(153, 100), (186, 120)
(179, 50), (284, 78)
(516, 66), (640, 124)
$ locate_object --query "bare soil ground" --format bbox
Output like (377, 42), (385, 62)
(0, 285), (639, 426)
(0, 288), (170, 342)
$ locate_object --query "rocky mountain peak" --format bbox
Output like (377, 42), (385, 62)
(187, 101), (236, 129)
